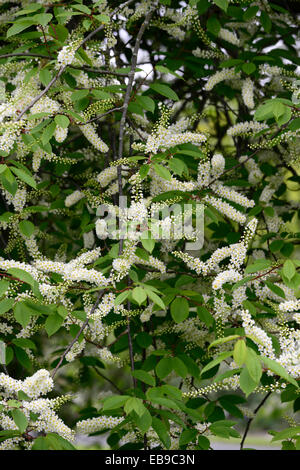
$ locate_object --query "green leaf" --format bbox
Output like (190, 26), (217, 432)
(18, 220), (35, 238)
(153, 163), (172, 181)
(242, 63), (256, 75)
(172, 357), (188, 378)
(7, 268), (35, 287)
(11, 409), (28, 434)
(145, 289), (165, 310)
(149, 83), (179, 101)
(132, 286), (147, 306)
(71, 90), (89, 101)
(244, 259), (272, 274)
(133, 408), (152, 433)
(245, 348), (262, 384)
(200, 351), (233, 376)
(152, 416), (170, 449)
(14, 303), (31, 328)
(197, 306), (214, 327)
(54, 115), (70, 129)
(260, 11), (272, 33)
(45, 312), (64, 336)
(271, 426), (300, 442)
(136, 95), (155, 113)
(239, 366), (257, 397)
(233, 339), (247, 366)
(213, 0), (228, 11)
(41, 121), (56, 145)
(283, 260), (296, 281)
(0, 280), (9, 297)
(0, 298), (14, 315)
(132, 369), (155, 386)
(114, 290), (130, 306)
(39, 68), (52, 87)
(170, 297), (189, 323)
(156, 357), (173, 379)
(264, 281), (285, 299)
(102, 395), (130, 411)
(124, 397), (146, 417)
(10, 167), (37, 189)
(6, 20), (34, 38)
(260, 356), (299, 388)
(208, 335), (240, 350)
(179, 428), (198, 446)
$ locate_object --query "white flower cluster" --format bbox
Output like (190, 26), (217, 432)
(97, 166), (118, 187)
(204, 194), (247, 224)
(65, 190), (84, 207)
(239, 156), (263, 184)
(55, 126), (68, 143)
(227, 121), (268, 136)
(31, 96), (60, 115)
(80, 123), (109, 153)
(212, 269), (242, 290)
(240, 310), (275, 359)
(204, 68), (240, 91)
(56, 40), (81, 68)
(76, 415), (124, 434)
(242, 78), (254, 109)
(218, 28), (240, 46)
(0, 369), (53, 399)
(211, 153), (225, 176)
(145, 125), (206, 154)
(211, 182), (255, 208)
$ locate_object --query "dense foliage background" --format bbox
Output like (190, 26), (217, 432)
(0, 0), (299, 451)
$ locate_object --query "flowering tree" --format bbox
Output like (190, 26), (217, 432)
(0, 0), (299, 451)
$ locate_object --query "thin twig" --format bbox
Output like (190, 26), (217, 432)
(16, 0), (136, 120)
(51, 290), (104, 378)
(240, 392), (272, 450)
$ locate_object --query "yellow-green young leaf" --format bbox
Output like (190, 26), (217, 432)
(200, 351), (233, 376)
(245, 348), (262, 383)
(11, 409), (28, 434)
(245, 259), (272, 274)
(102, 395), (130, 411)
(132, 286), (147, 305)
(124, 397), (146, 417)
(239, 366), (257, 397)
(54, 115), (70, 129)
(114, 290), (130, 306)
(146, 289), (165, 310)
(233, 339), (247, 366)
(208, 335), (240, 350)
(283, 260), (296, 281)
